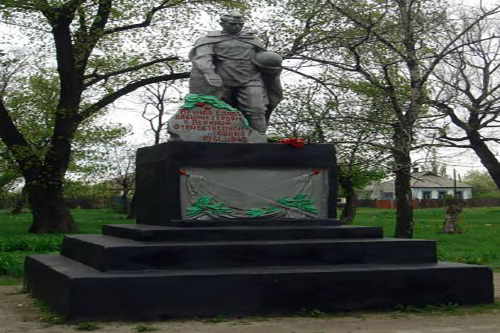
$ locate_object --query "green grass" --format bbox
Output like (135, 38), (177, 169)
(354, 207), (500, 269)
(0, 209), (130, 236)
(0, 275), (22, 285)
(0, 209), (132, 279)
(75, 322), (100, 330)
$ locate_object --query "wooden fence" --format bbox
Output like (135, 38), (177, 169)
(356, 198), (500, 208)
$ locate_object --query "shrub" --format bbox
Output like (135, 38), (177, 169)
(0, 236), (63, 252)
(0, 253), (26, 277)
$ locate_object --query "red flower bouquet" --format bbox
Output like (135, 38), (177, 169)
(279, 138), (306, 148)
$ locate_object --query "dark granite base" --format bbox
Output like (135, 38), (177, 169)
(25, 254), (493, 321)
(102, 223), (382, 242)
(135, 142), (338, 225)
(60, 234), (437, 272)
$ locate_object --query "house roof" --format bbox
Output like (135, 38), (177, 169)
(410, 171), (473, 188)
(366, 171), (473, 191)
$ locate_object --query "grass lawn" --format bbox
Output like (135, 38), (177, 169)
(0, 209), (133, 280)
(354, 207), (500, 269)
(0, 207), (499, 283)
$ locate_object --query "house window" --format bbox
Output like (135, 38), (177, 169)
(422, 191), (432, 199)
(438, 191), (447, 199)
(381, 192), (394, 200)
(455, 191), (463, 199)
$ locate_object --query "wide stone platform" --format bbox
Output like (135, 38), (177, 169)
(25, 219), (494, 320)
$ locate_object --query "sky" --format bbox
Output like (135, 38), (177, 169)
(1, 1), (500, 180)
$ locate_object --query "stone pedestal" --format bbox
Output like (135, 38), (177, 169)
(135, 142), (338, 224)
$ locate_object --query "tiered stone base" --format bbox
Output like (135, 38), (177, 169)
(25, 219), (493, 321)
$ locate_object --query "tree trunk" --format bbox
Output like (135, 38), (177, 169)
(11, 185), (27, 214)
(468, 130), (500, 190)
(339, 176), (357, 225)
(126, 193), (136, 219)
(27, 179), (77, 233)
(442, 201), (462, 234)
(119, 191), (129, 214)
(393, 150), (414, 238)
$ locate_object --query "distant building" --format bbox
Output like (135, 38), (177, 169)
(365, 170), (473, 200)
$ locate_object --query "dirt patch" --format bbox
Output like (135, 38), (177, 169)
(0, 274), (498, 333)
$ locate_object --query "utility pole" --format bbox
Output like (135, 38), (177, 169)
(453, 169), (457, 199)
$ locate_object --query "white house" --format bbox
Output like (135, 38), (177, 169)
(365, 171), (473, 200)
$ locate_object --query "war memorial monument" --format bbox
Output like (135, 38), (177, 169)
(25, 13), (493, 320)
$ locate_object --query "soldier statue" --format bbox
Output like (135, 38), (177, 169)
(188, 12), (283, 134)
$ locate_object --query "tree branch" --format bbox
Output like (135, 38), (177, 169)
(282, 66), (339, 97)
(0, 98), (41, 173)
(78, 72), (189, 121)
(84, 56), (180, 88)
(325, 0), (406, 59)
(103, 0), (182, 35)
(422, 6), (500, 83)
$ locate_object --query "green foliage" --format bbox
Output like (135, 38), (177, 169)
(183, 94), (239, 111)
(463, 171), (500, 198)
(0, 236), (62, 252)
(136, 324), (158, 332)
(76, 322), (100, 331)
(277, 193), (318, 214)
(338, 166), (387, 192)
(2, 69), (129, 172)
(0, 275), (22, 285)
(186, 196), (232, 217)
(34, 299), (67, 325)
(394, 302), (459, 314)
(246, 206), (281, 217)
(0, 209), (131, 277)
(0, 252), (25, 277)
(298, 308), (327, 317)
(203, 315), (228, 323)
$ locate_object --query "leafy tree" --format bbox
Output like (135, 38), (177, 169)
(463, 170), (500, 198)
(0, 0), (244, 233)
(0, 55), (129, 214)
(273, 0), (500, 237)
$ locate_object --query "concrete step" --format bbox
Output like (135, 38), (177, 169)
(158, 218), (340, 227)
(25, 254), (494, 321)
(102, 224), (383, 242)
(60, 234), (437, 272)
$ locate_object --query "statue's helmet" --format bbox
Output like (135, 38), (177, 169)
(253, 52), (283, 72)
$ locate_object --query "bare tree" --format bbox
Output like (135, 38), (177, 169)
(141, 82), (183, 145)
(104, 146), (136, 216)
(432, 19), (500, 189)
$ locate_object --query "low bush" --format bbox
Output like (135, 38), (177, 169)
(0, 252), (29, 277)
(0, 236), (63, 252)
